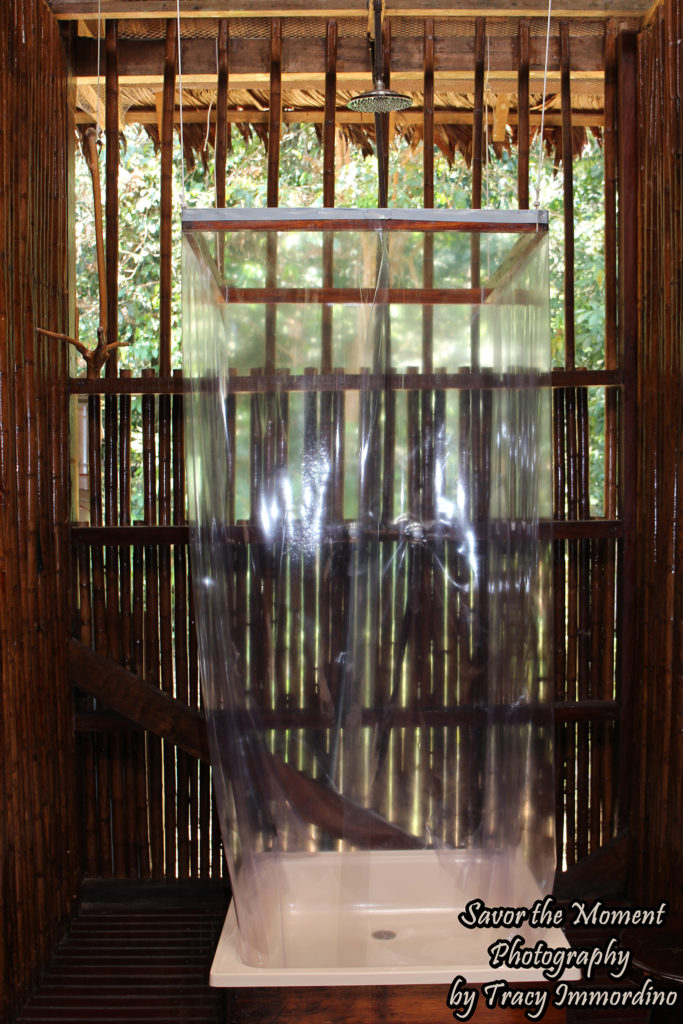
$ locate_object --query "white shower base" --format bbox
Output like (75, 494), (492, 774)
(211, 850), (579, 987)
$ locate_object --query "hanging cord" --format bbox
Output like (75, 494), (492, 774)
(533, 0), (553, 210)
(176, 0), (188, 208)
(484, 33), (490, 209)
(203, 99), (213, 152)
(95, 0), (102, 142)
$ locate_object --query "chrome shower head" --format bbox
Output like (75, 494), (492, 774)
(347, 79), (412, 114)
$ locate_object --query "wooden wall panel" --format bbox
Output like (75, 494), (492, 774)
(631, 0), (683, 912)
(0, 1), (79, 1017)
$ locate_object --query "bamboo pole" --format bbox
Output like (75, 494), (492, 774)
(173, 371), (191, 878)
(118, 370), (139, 876)
(159, 386), (176, 876)
(601, 19), (618, 846)
(576, 385), (590, 860)
(615, 29), (638, 838)
(553, 387), (567, 866)
(132, 519), (151, 877)
(142, 367), (163, 875)
(104, 28), (123, 865)
(189, 581), (201, 877)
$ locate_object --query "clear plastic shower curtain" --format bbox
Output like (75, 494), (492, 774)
(183, 209), (553, 970)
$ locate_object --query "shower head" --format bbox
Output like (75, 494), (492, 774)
(347, 79), (412, 114)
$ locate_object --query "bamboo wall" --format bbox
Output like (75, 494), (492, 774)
(0, 2), (79, 1018)
(632, 0), (683, 912)
(69, 15), (634, 886)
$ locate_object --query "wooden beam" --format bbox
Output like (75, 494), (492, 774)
(471, 17), (485, 210)
(159, 19), (176, 379)
(553, 832), (630, 900)
(267, 18), (282, 209)
(105, 19), (118, 376)
(423, 18), (434, 209)
(517, 19), (530, 208)
(75, 106), (607, 128)
(615, 29), (638, 835)
(69, 638), (423, 850)
(70, 638), (210, 762)
(68, 366), (622, 397)
(561, 20), (576, 371)
(215, 19), (229, 210)
(51, 1), (653, 21)
(72, 34), (607, 83)
(322, 18), (337, 208)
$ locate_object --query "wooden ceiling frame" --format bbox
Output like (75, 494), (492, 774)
(52, 0), (653, 19)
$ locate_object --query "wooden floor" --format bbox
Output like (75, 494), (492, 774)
(15, 883), (229, 1024)
(15, 884), (657, 1024)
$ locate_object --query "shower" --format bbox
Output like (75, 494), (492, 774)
(182, 206), (567, 985)
(347, 0), (411, 207)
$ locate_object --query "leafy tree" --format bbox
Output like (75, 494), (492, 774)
(75, 121), (607, 514)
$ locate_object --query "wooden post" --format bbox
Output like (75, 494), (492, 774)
(602, 19), (618, 844)
(471, 18), (486, 212)
(105, 18), (118, 376)
(560, 21), (575, 371)
(517, 20), (530, 210)
(423, 19), (434, 212)
(215, 18), (229, 210)
(615, 30), (638, 837)
(471, 18), (485, 371)
(267, 18), (282, 210)
(322, 18), (337, 211)
(159, 19), (177, 380)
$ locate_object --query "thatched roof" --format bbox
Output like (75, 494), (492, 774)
(72, 13), (636, 165)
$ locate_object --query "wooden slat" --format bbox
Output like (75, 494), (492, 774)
(222, 285), (493, 305)
(471, 17), (485, 211)
(214, 18), (229, 211)
(142, 369), (163, 875)
(561, 20), (576, 371)
(322, 18), (337, 209)
(159, 19), (176, 379)
(158, 384), (175, 876)
(70, 639), (210, 764)
(601, 26), (618, 852)
(105, 19), (118, 376)
(52, 0), (653, 21)
(70, 518), (625, 546)
(517, 19), (530, 208)
(14, 890), (227, 1024)
(68, 367), (624, 395)
(78, 106), (610, 128)
(172, 372), (191, 879)
(182, 211), (548, 232)
(75, 697), (621, 733)
(615, 29), (638, 836)
(423, 18), (434, 210)
(267, 18), (282, 209)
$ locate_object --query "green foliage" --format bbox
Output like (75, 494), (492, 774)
(75, 121), (608, 515)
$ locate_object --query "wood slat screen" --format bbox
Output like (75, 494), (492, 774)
(69, 15), (634, 885)
(0, 2), (79, 1016)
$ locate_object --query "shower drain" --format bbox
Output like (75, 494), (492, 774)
(372, 929), (397, 940)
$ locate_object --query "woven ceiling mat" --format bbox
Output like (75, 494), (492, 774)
(117, 16), (369, 39)
(113, 13), (635, 41)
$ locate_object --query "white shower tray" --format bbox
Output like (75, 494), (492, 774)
(210, 849), (580, 987)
